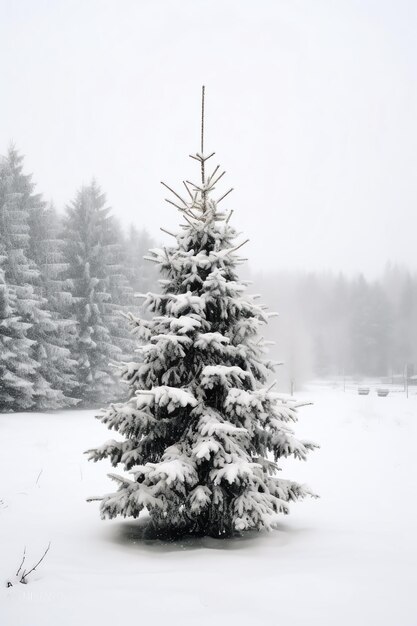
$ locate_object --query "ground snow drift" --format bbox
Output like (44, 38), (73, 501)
(1, 387), (416, 626)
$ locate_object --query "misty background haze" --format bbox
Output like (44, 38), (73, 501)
(1, 0), (416, 400)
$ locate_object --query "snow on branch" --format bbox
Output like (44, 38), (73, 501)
(160, 181), (189, 208)
(217, 188), (234, 203)
(189, 151), (215, 162)
(136, 386), (198, 413)
(160, 227), (177, 238)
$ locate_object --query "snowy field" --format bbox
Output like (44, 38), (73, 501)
(1, 387), (416, 626)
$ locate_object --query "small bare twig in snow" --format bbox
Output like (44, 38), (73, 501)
(6, 542), (51, 587)
(16, 547), (26, 578)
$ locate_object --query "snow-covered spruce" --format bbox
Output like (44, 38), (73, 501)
(0, 147), (76, 410)
(0, 249), (36, 410)
(62, 182), (125, 404)
(86, 138), (318, 537)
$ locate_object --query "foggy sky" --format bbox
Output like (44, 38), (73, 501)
(1, 0), (416, 275)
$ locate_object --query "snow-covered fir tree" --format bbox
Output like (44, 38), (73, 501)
(0, 147), (69, 410)
(28, 201), (79, 404)
(101, 215), (138, 362)
(126, 226), (157, 295)
(0, 248), (36, 411)
(62, 181), (123, 404)
(87, 89), (318, 536)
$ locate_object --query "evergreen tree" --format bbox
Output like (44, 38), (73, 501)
(126, 226), (157, 295)
(62, 181), (123, 404)
(396, 275), (417, 373)
(101, 215), (137, 362)
(28, 202), (79, 404)
(349, 276), (393, 376)
(87, 90), (317, 537)
(368, 284), (393, 376)
(0, 146), (66, 409)
(0, 248), (36, 411)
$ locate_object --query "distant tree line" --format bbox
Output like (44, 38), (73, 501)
(1, 146), (415, 410)
(256, 267), (417, 388)
(0, 146), (156, 411)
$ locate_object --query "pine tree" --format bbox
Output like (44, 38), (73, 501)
(126, 226), (157, 295)
(0, 146), (66, 410)
(0, 248), (36, 411)
(101, 215), (137, 363)
(62, 181), (123, 404)
(87, 89), (317, 537)
(28, 202), (79, 404)
(349, 275), (393, 376)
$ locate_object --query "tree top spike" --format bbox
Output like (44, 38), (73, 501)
(201, 86), (206, 187)
(201, 85), (205, 155)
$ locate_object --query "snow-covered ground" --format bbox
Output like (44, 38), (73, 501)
(1, 387), (416, 626)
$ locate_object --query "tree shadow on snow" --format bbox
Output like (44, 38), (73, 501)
(105, 517), (311, 554)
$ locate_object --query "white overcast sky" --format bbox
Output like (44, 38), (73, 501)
(1, 0), (416, 275)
